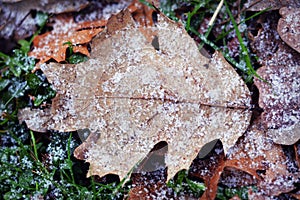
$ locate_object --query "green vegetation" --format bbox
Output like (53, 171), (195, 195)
(63, 41), (89, 64)
(0, 129), (128, 199)
(167, 170), (206, 197)
(217, 186), (257, 200)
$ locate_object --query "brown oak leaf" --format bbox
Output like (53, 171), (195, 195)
(128, 0), (159, 27)
(18, 9), (251, 181)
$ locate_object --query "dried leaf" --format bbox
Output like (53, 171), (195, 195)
(190, 127), (265, 200)
(128, 0), (159, 27)
(278, 7), (300, 54)
(189, 141), (227, 200)
(191, 119), (299, 198)
(127, 142), (199, 199)
(19, 9), (251, 181)
(244, 0), (300, 11)
(0, 0), (89, 40)
(29, 14), (106, 64)
(128, 158), (170, 199)
(251, 12), (300, 145)
(258, 144), (299, 196)
(255, 64), (300, 145)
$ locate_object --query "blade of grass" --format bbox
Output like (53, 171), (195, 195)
(28, 13), (48, 45)
(190, 27), (245, 73)
(67, 132), (76, 185)
(186, 2), (205, 31)
(4, 82), (27, 107)
(224, 0), (261, 82)
(215, 6), (271, 42)
(30, 130), (39, 160)
(139, 0), (155, 9)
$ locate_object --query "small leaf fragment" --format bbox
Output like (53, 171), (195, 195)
(29, 14), (106, 63)
(278, 7), (300, 54)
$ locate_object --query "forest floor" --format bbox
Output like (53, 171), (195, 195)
(0, 0), (299, 199)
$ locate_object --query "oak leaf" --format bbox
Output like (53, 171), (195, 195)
(18, 9), (252, 181)
(255, 64), (300, 145)
(29, 14), (106, 64)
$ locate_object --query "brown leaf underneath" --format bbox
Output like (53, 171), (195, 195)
(251, 12), (300, 145)
(190, 133), (265, 200)
(244, 0), (300, 11)
(189, 117), (300, 199)
(128, 0), (159, 27)
(0, 0), (89, 40)
(295, 142), (300, 169)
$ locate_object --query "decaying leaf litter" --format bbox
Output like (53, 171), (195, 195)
(0, 0), (297, 198)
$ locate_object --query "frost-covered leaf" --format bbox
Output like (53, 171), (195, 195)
(191, 119), (299, 199)
(29, 14), (106, 64)
(190, 128), (265, 200)
(296, 142), (300, 168)
(278, 7), (300, 54)
(229, 121), (299, 196)
(19, 9), (251, 181)
(0, 0), (89, 40)
(251, 12), (300, 145)
(255, 64), (300, 145)
(244, 0), (300, 11)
